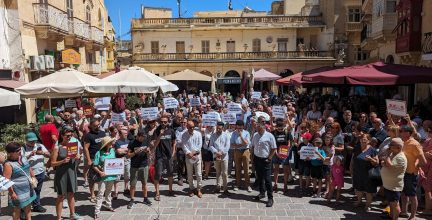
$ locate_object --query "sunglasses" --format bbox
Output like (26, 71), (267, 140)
(161, 121), (169, 124)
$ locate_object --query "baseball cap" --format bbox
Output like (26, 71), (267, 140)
(301, 132), (312, 140)
(25, 132), (38, 142)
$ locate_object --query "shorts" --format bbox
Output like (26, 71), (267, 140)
(311, 166), (324, 179)
(155, 158), (174, 180)
(298, 160), (311, 176)
(322, 165), (330, 177)
(272, 155), (290, 165)
(384, 188), (401, 202)
(202, 149), (214, 162)
(402, 173), (418, 196)
(130, 166), (149, 187)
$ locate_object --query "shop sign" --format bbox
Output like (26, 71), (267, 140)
(217, 78), (241, 85)
(62, 49), (81, 64)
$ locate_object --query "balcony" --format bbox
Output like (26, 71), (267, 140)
(346, 22), (363, 32)
(91, 26), (104, 45)
(131, 15), (325, 30)
(133, 51), (333, 63)
(371, 13), (397, 41)
(79, 64), (101, 75)
(72, 17), (90, 40)
(33, 3), (69, 38)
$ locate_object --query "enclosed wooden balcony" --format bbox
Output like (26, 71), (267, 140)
(346, 22), (363, 32)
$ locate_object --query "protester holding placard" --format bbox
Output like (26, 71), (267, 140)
(92, 137), (118, 219)
(50, 126), (83, 220)
(113, 128), (130, 198)
(271, 119), (293, 194)
(22, 132), (50, 213)
(310, 138), (326, 198)
(298, 132), (313, 195)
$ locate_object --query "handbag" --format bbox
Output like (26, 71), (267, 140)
(11, 163), (38, 189)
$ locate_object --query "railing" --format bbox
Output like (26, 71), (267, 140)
(346, 22), (362, 32)
(132, 15), (323, 28)
(91, 26), (104, 44)
(73, 17), (90, 40)
(33, 3), (69, 33)
(134, 51), (332, 61)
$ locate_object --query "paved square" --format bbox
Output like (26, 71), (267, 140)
(0, 173), (429, 220)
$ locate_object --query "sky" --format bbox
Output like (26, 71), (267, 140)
(105, 0), (275, 40)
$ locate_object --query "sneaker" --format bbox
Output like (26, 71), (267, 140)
(63, 199), (68, 208)
(127, 200), (134, 209)
(233, 186), (239, 191)
(32, 205), (47, 213)
(247, 186), (253, 193)
(83, 182), (89, 188)
(266, 199), (274, 207)
(143, 198), (152, 206)
(70, 213), (83, 220)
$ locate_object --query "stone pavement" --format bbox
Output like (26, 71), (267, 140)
(0, 173), (429, 220)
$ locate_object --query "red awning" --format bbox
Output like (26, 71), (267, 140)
(276, 66), (339, 86)
(0, 80), (26, 89)
(299, 62), (432, 86)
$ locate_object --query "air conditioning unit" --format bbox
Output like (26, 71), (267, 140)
(29, 55), (46, 70)
(44, 55), (55, 69)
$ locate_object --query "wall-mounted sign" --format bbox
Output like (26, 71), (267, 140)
(217, 77), (241, 85)
(61, 49), (81, 65)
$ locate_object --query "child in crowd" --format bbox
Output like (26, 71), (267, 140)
(327, 156), (344, 202)
(311, 138), (326, 198)
(322, 136), (335, 196)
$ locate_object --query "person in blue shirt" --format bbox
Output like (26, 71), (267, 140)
(230, 120), (252, 192)
(310, 138), (326, 198)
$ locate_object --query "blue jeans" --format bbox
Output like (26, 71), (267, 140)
(32, 172), (45, 208)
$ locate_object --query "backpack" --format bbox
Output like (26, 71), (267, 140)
(111, 94), (125, 113)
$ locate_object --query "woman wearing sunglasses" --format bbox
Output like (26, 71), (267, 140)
(50, 126), (83, 220)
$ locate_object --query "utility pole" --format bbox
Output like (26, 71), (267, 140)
(177, 0), (181, 18)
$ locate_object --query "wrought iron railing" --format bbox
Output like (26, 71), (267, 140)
(91, 26), (104, 44)
(33, 3), (69, 33)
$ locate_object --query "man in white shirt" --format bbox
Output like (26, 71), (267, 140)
(182, 121), (203, 198)
(252, 123), (277, 207)
(209, 122), (231, 195)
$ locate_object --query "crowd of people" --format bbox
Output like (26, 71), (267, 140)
(1, 90), (432, 220)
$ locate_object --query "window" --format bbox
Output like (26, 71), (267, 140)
(226, 41), (235, 52)
(151, 41), (159, 54)
(355, 48), (368, 61)
(66, 0), (73, 18)
(86, 5), (91, 24)
(252, 39), (261, 52)
(277, 38), (288, 52)
(348, 8), (361, 22)
(386, 0), (397, 13)
(176, 41), (185, 53)
(201, 40), (210, 53)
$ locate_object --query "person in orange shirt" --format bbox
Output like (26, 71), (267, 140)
(399, 125), (427, 220)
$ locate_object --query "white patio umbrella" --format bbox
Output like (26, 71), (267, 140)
(15, 67), (103, 111)
(15, 68), (102, 99)
(89, 66), (178, 94)
(0, 88), (21, 107)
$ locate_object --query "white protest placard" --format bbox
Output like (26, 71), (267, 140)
(190, 97), (201, 107)
(272, 106), (287, 119)
(299, 145), (318, 160)
(386, 99), (407, 117)
(0, 176), (14, 192)
(188, 94), (194, 99)
(103, 158), (125, 175)
(227, 103), (242, 114)
(207, 111), (221, 121)
(221, 113), (237, 124)
(251, 91), (261, 100)
(141, 107), (159, 120)
(111, 112), (126, 124)
(202, 114), (217, 126)
(95, 97), (111, 111)
(163, 97), (179, 109)
(255, 111), (271, 121)
(64, 99), (77, 108)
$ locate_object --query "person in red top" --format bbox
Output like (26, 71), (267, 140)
(39, 115), (59, 152)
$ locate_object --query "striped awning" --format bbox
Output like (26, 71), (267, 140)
(0, 80), (26, 89)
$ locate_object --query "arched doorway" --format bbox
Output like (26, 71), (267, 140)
(279, 69), (294, 95)
(385, 55), (395, 64)
(218, 70), (241, 97)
